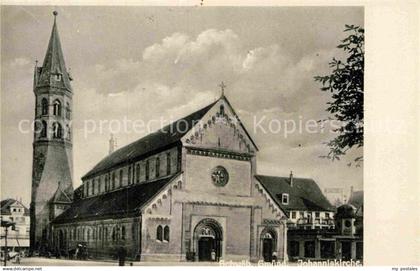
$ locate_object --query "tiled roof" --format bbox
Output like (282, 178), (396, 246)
(255, 175), (335, 213)
(52, 174), (178, 224)
(0, 199), (30, 216)
(82, 101), (217, 180)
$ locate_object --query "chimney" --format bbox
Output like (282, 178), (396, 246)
(109, 134), (115, 154)
(289, 171), (294, 187)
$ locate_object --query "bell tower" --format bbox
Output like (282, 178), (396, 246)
(30, 11), (74, 253)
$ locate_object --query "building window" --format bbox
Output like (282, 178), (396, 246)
(41, 98), (49, 115)
(99, 227), (102, 241)
(289, 241), (300, 257)
(105, 175), (109, 191)
(321, 241), (335, 259)
(291, 211), (296, 219)
(85, 181), (90, 197)
(40, 120), (48, 138)
(87, 229), (90, 241)
(53, 99), (61, 116)
(112, 228), (116, 242)
(128, 166), (132, 185)
(146, 160), (149, 181)
(156, 157), (160, 178)
(304, 241), (315, 258)
(281, 193), (289, 205)
(119, 169), (123, 187)
(122, 226), (126, 240)
(156, 225), (163, 241)
(105, 227), (108, 241)
(52, 122), (62, 138)
(326, 213), (330, 219)
(98, 178), (102, 193)
(164, 226), (170, 242)
(136, 164), (140, 183)
(166, 153), (171, 175)
(112, 172), (116, 190)
(65, 102), (71, 119)
(315, 212), (320, 218)
(299, 211), (304, 218)
(92, 179), (95, 195)
(220, 104), (225, 115)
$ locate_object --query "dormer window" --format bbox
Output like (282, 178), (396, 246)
(281, 193), (289, 205)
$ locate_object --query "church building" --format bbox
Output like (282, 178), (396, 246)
(31, 12), (335, 263)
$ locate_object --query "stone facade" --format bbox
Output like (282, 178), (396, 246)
(51, 97), (289, 262)
(30, 15), (74, 253)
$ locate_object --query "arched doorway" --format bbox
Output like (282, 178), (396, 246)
(193, 218), (223, 262)
(261, 228), (277, 262)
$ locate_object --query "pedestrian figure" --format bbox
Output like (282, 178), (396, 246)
(272, 251), (278, 262)
(14, 253), (20, 264)
(211, 249), (216, 261)
(118, 246), (126, 266)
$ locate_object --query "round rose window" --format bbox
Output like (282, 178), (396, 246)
(211, 166), (229, 187)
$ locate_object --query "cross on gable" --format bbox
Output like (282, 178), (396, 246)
(218, 81), (226, 96)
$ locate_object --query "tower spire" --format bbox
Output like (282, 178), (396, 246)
(37, 11), (71, 91)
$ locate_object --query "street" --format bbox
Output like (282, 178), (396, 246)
(3, 257), (223, 266)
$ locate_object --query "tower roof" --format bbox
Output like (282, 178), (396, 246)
(37, 11), (72, 90)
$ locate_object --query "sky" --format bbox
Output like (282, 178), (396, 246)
(1, 6), (364, 206)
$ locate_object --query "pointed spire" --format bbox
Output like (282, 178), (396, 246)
(36, 11), (72, 91)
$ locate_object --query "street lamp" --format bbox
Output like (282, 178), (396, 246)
(1, 219), (16, 266)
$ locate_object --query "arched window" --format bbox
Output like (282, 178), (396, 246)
(41, 98), (49, 115)
(119, 169), (123, 187)
(87, 229), (90, 241)
(220, 104), (225, 115)
(65, 102), (71, 119)
(156, 225), (163, 241)
(164, 226), (170, 242)
(41, 120), (47, 138)
(53, 99), (61, 116)
(66, 124), (71, 140)
(156, 157), (160, 178)
(146, 160), (150, 180)
(166, 153), (171, 175)
(112, 172), (116, 189)
(136, 164), (140, 183)
(104, 227), (108, 241)
(128, 166), (132, 185)
(112, 228), (116, 241)
(52, 122), (62, 139)
(122, 226), (126, 240)
(92, 179), (95, 195)
(105, 175), (109, 191)
(98, 178), (102, 193)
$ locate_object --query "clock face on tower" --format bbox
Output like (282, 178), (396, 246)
(211, 166), (229, 187)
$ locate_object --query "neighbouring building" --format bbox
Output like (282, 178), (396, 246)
(287, 199), (363, 262)
(30, 12), (342, 263)
(1, 199), (31, 254)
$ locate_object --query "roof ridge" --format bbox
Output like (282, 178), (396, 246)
(255, 174), (314, 180)
(82, 100), (217, 180)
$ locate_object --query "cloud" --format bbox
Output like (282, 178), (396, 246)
(10, 57), (30, 68)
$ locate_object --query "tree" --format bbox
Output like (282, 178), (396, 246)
(315, 25), (364, 164)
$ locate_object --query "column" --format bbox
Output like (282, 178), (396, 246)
(299, 240), (305, 258)
(315, 239), (321, 259)
(351, 241), (357, 259)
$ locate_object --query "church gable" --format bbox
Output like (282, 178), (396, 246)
(181, 97), (257, 154)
